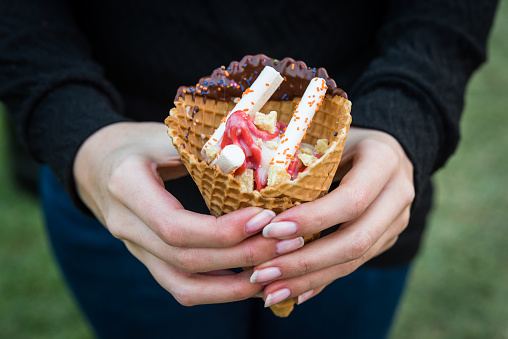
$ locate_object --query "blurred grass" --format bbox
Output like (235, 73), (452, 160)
(390, 0), (508, 338)
(0, 112), (92, 337)
(1, 1), (507, 337)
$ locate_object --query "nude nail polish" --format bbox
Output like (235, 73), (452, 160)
(262, 221), (298, 238)
(245, 210), (276, 234)
(275, 237), (304, 255)
(297, 290), (314, 305)
(264, 288), (291, 308)
(250, 267), (282, 284)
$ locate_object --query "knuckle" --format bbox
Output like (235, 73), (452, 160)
(296, 256), (313, 276)
(172, 288), (195, 307)
(302, 278), (314, 294)
(158, 218), (185, 247)
(104, 214), (124, 239)
(158, 221), (176, 245)
(385, 146), (401, 168)
(108, 226), (123, 240)
(404, 181), (416, 206)
(241, 243), (259, 267)
(106, 170), (122, 198)
(173, 248), (200, 273)
(365, 138), (398, 162)
(230, 282), (251, 301)
(348, 231), (372, 260)
(348, 185), (370, 217)
(107, 157), (133, 197)
(213, 218), (237, 247)
(378, 139), (399, 159)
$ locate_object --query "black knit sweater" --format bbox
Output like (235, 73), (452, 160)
(0, 0), (498, 266)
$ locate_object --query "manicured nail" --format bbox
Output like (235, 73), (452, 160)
(264, 288), (291, 308)
(297, 290), (314, 305)
(245, 210), (276, 234)
(275, 237), (304, 255)
(262, 221), (298, 238)
(250, 267), (282, 284)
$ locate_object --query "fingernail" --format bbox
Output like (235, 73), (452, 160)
(250, 267), (281, 284)
(264, 288), (291, 308)
(263, 221), (298, 238)
(275, 237), (304, 255)
(297, 290), (314, 305)
(245, 210), (276, 234)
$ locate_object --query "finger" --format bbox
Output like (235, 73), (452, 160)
(108, 157), (276, 248)
(296, 284), (328, 305)
(115, 216), (281, 272)
(126, 242), (262, 306)
(113, 208), (306, 273)
(252, 179), (412, 282)
(262, 230), (402, 308)
(262, 140), (400, 239)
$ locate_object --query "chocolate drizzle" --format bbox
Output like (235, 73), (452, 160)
(175, 54), (347, 103)
(191, 105), (199, 120)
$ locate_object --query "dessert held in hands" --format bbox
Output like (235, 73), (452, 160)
(165, 54), (352, 217)
(202, 67), (330, 192)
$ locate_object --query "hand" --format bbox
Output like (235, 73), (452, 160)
(73, 122), (304, 305)
(249, 127), (415, 307)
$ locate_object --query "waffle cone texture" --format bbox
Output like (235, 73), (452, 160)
(165, 91), (351, 317)
(166, 94), (351, 215)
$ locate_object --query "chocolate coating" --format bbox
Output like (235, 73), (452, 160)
(175, 54), (347, 103)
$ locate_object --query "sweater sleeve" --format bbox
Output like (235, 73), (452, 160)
(349, 0), (498, 200)
(0, 0), (130, 210)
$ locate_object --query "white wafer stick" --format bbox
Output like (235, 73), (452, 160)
(201, 66), (283, 163)
(267, 77), (327, 186)
(232, 66), (283, 115)
(210, 144), (246, 174)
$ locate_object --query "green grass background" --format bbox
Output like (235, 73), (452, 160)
(1, 1), (507, 337)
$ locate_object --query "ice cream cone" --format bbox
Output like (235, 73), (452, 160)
(166, 93), (351, 214)
(165, 55), (352, 317)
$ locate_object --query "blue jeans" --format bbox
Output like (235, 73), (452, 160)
(40, 166), (410, 339)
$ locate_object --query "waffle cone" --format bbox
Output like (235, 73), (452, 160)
(166, 93), (351, 214)
(166, 88), (351, 317)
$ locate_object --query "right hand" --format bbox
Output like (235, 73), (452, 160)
(73, 122), (301, 306)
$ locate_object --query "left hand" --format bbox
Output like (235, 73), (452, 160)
(249, 127), (415, 307)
